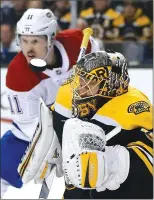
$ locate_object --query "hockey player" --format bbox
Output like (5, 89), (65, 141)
(0, 8), (99, 198)
(50, 51), (153, 199)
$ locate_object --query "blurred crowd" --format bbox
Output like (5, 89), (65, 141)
(0, 0), (153, 65)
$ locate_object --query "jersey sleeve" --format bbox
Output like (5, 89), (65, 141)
(96, 129), (153, 199)
(90, 123), (153, 198)
(127, 128), (153, 176)
(90, 117), (153, 198)
(56, 29), (100, 69)
(5, 52), (49, 141)
(122, 128), (153, 198)
(6, 87), (40, 141)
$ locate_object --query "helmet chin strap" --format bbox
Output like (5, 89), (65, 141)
(43, 36), (56, 63)
(43, 44), (53, 62)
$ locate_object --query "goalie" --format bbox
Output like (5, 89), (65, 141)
(51, 50), (153, 199)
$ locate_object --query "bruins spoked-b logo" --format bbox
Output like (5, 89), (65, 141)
(128, 101), (150, 115)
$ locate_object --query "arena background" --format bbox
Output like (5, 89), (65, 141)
(1, 0), (153, 199)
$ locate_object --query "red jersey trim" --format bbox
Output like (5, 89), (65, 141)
(6, 52), (49, 92)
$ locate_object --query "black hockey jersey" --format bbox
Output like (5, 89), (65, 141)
(51, 82), (153, 199)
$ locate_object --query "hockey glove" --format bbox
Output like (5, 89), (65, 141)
(62, 118), (130, 191)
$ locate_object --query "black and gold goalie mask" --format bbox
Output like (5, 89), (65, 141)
(71, 51), (130, 120)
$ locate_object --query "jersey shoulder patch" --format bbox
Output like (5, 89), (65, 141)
(96, 87), (153, 130)
(6, 52), (49, 92)
(56, 29), (91, 68)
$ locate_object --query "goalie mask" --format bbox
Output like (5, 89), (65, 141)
(71, 51), (130, 120)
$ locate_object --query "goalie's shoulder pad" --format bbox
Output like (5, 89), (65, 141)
(54, 83), (72, 117)
(96, 87), (152, 130)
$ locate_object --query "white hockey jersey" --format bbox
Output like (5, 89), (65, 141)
(6, 29), (99, 141)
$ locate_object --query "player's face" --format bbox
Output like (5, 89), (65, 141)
(124, 5), (136, 18)
(93, 0), (108, 11)
(78, 76), (100, 98)
(20, 35), (48, 63)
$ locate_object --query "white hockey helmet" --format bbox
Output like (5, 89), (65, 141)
(16, 8), (58, 50)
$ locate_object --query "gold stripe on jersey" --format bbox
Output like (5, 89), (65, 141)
(96, 87), (153, 130)
(61, 13), (71, 22)
(127, 141), (153, 156)
(141, 128), (153, 142)
(80, 7), (119, 20)
(112, 15), (125, 27)
(66, 186), (76, 190)
(113, 10), (150, 28)
(104, 8), (120, 20)
(128, 146), (153, 175)
(127, 141), (153, 167)
(80, 7), (94, 18)
(134, 15), (151, 27)
(65, 185), (76, 190)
